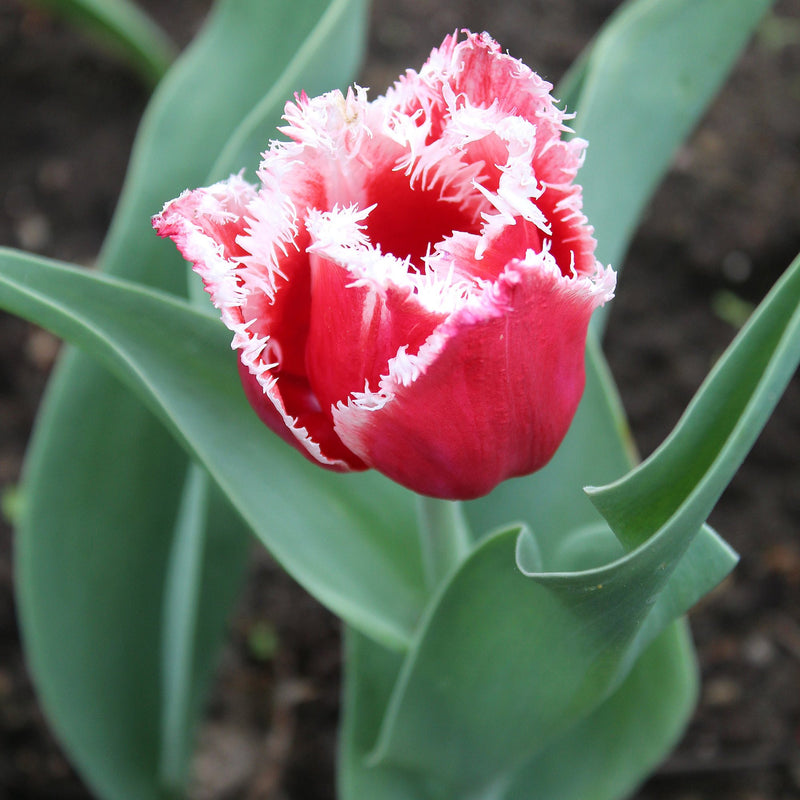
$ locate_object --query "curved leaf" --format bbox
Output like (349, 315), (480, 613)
(383, 251), (800, 796)
(588, 251), (800, 548)
(17, 359), (186, 800)
(569, 0), (773, 272)
(1, 249), (425, 650)
(359, 253), (800, 799)
(29, 0), (176, 85)
(367, 509), (734, 798)
(502, 621), (697, 800)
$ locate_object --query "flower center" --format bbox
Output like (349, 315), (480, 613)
(363, 167), (481, 271)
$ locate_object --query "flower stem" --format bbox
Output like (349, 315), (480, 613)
(416, 496), (473, 593)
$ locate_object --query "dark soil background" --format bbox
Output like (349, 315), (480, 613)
(1, 0), (799, 798)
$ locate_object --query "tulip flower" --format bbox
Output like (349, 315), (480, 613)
(154, 30), (616, 499)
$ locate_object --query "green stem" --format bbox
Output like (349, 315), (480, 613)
(416, 497), (472, 593)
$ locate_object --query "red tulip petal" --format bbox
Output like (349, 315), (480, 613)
(332, 253), (615, 499)
(237, 360), (365, 470)
(154, 173), (364, 469)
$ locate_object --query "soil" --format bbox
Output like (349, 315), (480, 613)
(1, 0), (799, 798)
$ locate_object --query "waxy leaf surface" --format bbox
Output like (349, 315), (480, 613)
(568, 0), (773, 271)
(12, 0), (371, 797)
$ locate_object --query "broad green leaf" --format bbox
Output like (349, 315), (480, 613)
(367, 508), (734, 798)
(362, 253), (800, 799)
(371, 524), (623, 795)
(17, 366), (187, 800)
(502, 621), (697, 800)
(568, 0), (774, 271)
(15, 0), (372, 797)
(1, 249), (425, 650)
(29, 0), (176, 86)
(341, 598), (702, 800)
(589, 251), (800, 549)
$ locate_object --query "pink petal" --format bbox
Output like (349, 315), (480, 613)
(152, 174), (256, 323)
(154, 173), (365, 470)
(333, 255), (615, 499)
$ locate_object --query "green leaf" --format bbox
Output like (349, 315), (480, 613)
(158, 466), (252, 793)
(339, 623), (698, 800)
(568, 0), (774, 272)
(502, 621), (698, 800)
(1, 249), (425, 650)
(346, 238), (800, 800)
(17, 363), (188, 800)
(588, 251), (800, 549)
(366, 506), (734, 798)
(14, 0), (372, 797)
(340, 580), (705, 800)
(28, 0), (176, 86)
(368, 239), (800, 794)
(371, 525), (613, 795)
(339, 628), (423, 800)
(392, 253), (800, 798)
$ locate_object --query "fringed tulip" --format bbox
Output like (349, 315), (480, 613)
(154, 30), (616, 499)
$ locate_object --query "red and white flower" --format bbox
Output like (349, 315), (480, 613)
(154, 31), (615, 500)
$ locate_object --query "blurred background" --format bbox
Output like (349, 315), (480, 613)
(1, 0), (799, 797)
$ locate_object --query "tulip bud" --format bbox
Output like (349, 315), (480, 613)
(154, 31), (615, 499)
